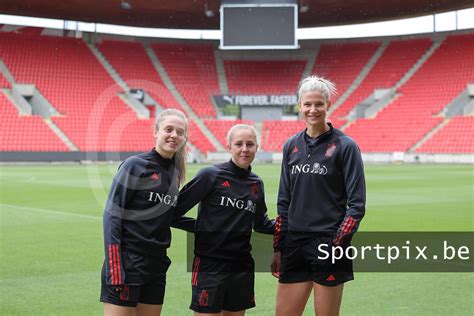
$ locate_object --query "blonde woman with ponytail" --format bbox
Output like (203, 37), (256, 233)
(101, 109), (190, 316)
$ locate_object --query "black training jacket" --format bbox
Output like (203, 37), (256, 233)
(274, 124), (366, 251)
(103, 149), (189, 286)
(174, 160), (275, 261)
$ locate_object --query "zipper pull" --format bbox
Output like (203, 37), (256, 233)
(307, 154), (310, 158)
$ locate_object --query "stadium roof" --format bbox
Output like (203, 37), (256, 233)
(0, 0), (473, 30)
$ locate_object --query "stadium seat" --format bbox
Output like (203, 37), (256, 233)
(0, 73), (10, 88)
(345, 34), (474, 152)
(416, 116), (474, 153)
(204, 120), (254, 147)
(188, 120), (216, 154)
(97, 40), (185, 113)
(261, 120), (305, 152)
(224, 60), (306, 95)
(313, 42), (380, 104)
(152, 43), (219, 118)
(328, 38), (432, 126)
(0, 32), (145, 151)
(0, 91), (70, 151)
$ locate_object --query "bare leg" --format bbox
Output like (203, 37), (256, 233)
(135, 303), (163, 316)
(313, 283), (344, 316)
(275, 281), (313, 316)
(103, 303), (135, 316)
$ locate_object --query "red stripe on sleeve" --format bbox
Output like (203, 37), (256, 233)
(115, 244), (122, 285)
(334, 219), (349, 245)
(342, 217), (354, 236)
(192, 257), (200, 286)
(108, 245), (115, 285)
(112, 245), (117, 285)
(114, 245), (120, 285)
(335, 216), (357, 245)
(273, 216), (282, 249)
(346, 218), (356, 235)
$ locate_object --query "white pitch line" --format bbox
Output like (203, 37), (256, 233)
(0, 203), (101, 221)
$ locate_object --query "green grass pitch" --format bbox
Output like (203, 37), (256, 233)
(1, 164), (473, 315)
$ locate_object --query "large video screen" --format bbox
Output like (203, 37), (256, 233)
(220, 4), (298, 50)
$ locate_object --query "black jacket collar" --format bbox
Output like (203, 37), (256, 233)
(151, 148), (174, 168)
(228, 159), (251, 177)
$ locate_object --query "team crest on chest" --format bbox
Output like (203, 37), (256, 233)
(325, 143), (337, 157)
(251, 182), (259, 197)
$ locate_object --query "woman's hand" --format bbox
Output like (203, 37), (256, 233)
(271, 251), (281, 278)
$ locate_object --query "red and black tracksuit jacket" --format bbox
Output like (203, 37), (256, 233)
(273, 124), (366, 251)
(174, 160), (275, 262)
(103, 149), (191, 286)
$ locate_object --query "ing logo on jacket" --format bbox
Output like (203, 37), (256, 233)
(291, 163), (328, 175)
(219, 196), (256, 213)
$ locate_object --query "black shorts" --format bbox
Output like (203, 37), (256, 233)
(190, 256), (256, 313)
(100, 250), (171, 307)
(279, 235), (353, 287)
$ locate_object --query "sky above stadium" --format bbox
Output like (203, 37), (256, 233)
(0, 8), (473, 40)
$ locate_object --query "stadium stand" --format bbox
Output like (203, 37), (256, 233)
(97, 40), (185, 112)
(15, 26), (44, 36)
(1, 29), (473, 155)
(204, 119), (253, 147)
(345, 33), (474, 152)
(188, 120), (216, 154)
(224, 60), (306, 95)
(415, 116), (474, 153)
(328, 38), (432, 127)
(152, 43), (219, 118)
(0, 72), (10, 88)
(313, 42), (380, 105)
(0, 32), (140, 151)
(261, 120), (306, 152)
(0, 91), (70, 151)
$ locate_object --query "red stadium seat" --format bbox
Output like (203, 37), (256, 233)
(416, 116), (474, 153)
(225, 60), (306, 95)
(329, 38), (432, 125)
(0, 92), (70, 151)
(345, 34), (474, 152)
(152, 43), (219, 118)
(204, 119), (254, 147)
(97, 40), (185, 113)
(313, 42), (380, 104)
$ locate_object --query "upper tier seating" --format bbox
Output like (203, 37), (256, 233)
(225, 60), (306, 95)
(313, 42), (380, 105)
(344, 34), (474, 152)
(97, 40), (185, 113)
(0, 73), (10, 88)
(328, 38), (432, 127)
(188, 120), (216, 154)
(0, 32), (145, 151)
(152, 43), (219, 118)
